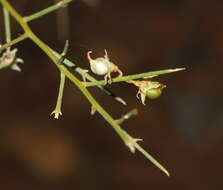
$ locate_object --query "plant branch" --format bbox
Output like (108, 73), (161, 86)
(59, 64), (170, 176)
(23, 0), (73, 22)
(84, 68), (186, 87)
(0, 33), (28, 51)
(0, 0), (170, 176)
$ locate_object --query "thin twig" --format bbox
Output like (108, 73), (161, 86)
(84, 68), (186, 87)
(3, 6), (11, 44)
(51, 71), (66, 119)
(23, 0), (73, 22)
(0, 33), (28, 51)
(116, 109), (138, 125)
(51, 40), (69, 119)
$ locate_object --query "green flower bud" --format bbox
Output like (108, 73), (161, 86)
(146, 87), (163, 99)
(131, 80), (166, 105)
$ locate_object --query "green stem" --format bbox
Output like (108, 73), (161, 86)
(51, 40), (68, 118)
(58, 72), (66, 106)
(85, 68), (186, 87)
(0, 33), (28, 51)
(116, 109), (138, 125)
(51, 71), (65, 118)
(3, 6), (11, 44)
(135, 143), (170, 176)
(24, 0), (73, 22)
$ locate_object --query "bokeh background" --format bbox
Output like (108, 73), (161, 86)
(1, 0), (223, 189)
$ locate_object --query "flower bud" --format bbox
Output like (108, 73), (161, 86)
(146, 86), (163, 99)
(131, 80), (166, 105)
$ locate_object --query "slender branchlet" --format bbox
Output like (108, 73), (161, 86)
(0, 0), (187, 177)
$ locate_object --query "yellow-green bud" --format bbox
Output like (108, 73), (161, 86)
(146, 87), (163, 99)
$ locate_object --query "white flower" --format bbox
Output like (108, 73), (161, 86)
(87, 49), (123, 83)
(0, 48), (24, 71)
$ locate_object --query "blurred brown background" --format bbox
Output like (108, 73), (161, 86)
(1, 0), (223, 189)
